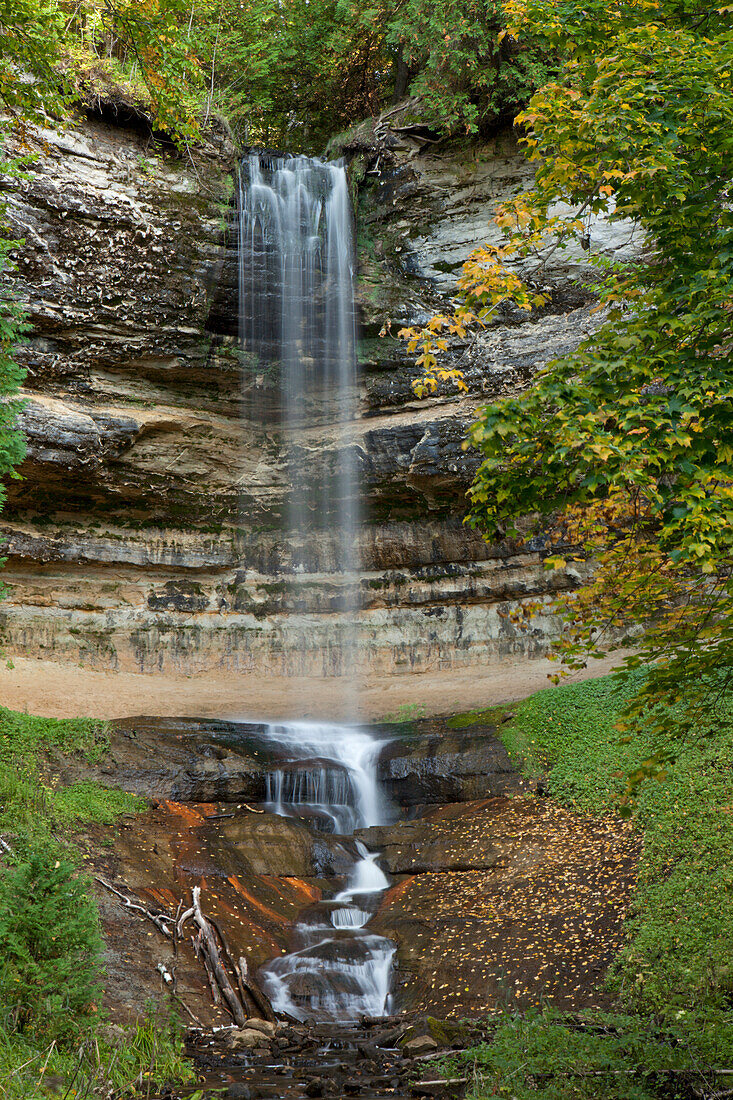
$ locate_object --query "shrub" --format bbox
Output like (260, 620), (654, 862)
(0, 845), (103, 1041)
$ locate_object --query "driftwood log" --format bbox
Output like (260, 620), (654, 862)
(96, 877), (275, 1024)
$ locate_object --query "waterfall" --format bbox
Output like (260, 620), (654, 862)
(264, 721), (388, 834)
(258, 721), (395, 1022)
(237, 153), (360, 684)
(238, 154), (394, 1022)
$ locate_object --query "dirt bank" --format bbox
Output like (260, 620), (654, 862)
(0, 653), (625, 720)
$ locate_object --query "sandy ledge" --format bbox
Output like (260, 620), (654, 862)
(0, 653), (626, 721)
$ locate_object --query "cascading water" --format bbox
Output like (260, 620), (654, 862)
(237, 155), (395, 1022)
(237, 152), (360, 682)
(258, 721), (395, 1021)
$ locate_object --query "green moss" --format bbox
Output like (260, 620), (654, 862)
(0, 707), (142, 840)
(446, 705), (506, 729)
(383, 703), (426, 723)
(52, 782), (145, 824)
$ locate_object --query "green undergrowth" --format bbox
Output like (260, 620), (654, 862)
(498, 670), (733, 1012)
(444, 671), (733, 1097)
(0, 706), (109, 766)
(444, 1006), (733, 1100)
(0, 1012), (196, 1100)
(0, 707), (191, 1097)
(0, 707), (144, 840)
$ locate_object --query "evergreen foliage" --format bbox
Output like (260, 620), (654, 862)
(0, 846), (103, 1041)
(189, 0), (550, 148)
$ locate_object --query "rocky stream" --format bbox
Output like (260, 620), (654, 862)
(67, 712), (640, 1098)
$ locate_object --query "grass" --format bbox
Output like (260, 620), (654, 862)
(0, 1014), (196, 1100)
(443, 1006), (733, 1100)
(0, 706), (109, 767)
(444, 671), (733, 1097)
(445, 705), (506, 729)
(0, 708), (144, 840)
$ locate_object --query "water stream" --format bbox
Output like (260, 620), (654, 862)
(258, 721), (395, 1021)
(237, 154), (395, 1022)
(237, 152), (360, 632)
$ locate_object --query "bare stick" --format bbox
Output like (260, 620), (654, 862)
(190, 887), (246, 1026)
(238, 955), (276, 1023)
(95, 878), (174, 937)
(200, 950), (221, 1007)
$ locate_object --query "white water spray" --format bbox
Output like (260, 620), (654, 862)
(237, 153), (360, 685)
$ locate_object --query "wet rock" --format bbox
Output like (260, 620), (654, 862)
(93, 717), (266, 802)
(357, 820), (500, 874)
(244, 1018), (278, 1037)
(0, 111), (605, 679)
(376, 720), (521, 807)
(226, 1028), (269, 1049)
(227, 1085), (252, 1099)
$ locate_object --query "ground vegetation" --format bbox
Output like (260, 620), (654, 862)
(0, 708), (194, 1096)
(443, 673), (733, 1097)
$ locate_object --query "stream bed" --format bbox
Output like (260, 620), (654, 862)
(186, 1016), (471, 1099)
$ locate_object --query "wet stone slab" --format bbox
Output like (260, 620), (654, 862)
(370, 797), (640, 1017)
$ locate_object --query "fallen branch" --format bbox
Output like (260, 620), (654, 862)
(412, 1078), (468, 1089)
(207, 914), (252, 1016)
(95, 877), (174, 936)
(238, 954), (276, 1022)
(179, 887), (246, 1026)
(199, 950), (222, 1008)
(171, 992), (201, 1026)
(97, 877), (274, 1025)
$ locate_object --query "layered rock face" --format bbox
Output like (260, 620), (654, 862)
(0, 108), (636, 676)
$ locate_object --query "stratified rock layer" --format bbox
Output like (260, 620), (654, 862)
(0, 108), (636, 675)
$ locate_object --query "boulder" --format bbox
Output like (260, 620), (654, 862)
(402, 1035), (438, 1056)
(243, 1018), (278, 1037)
(225, 1027), (269, 1050)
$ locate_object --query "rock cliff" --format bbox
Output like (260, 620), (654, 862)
(0, 105), (637, 676)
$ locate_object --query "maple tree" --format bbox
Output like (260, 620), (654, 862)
(88, 0), (203, 140)
(404, 0), (733, 781)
